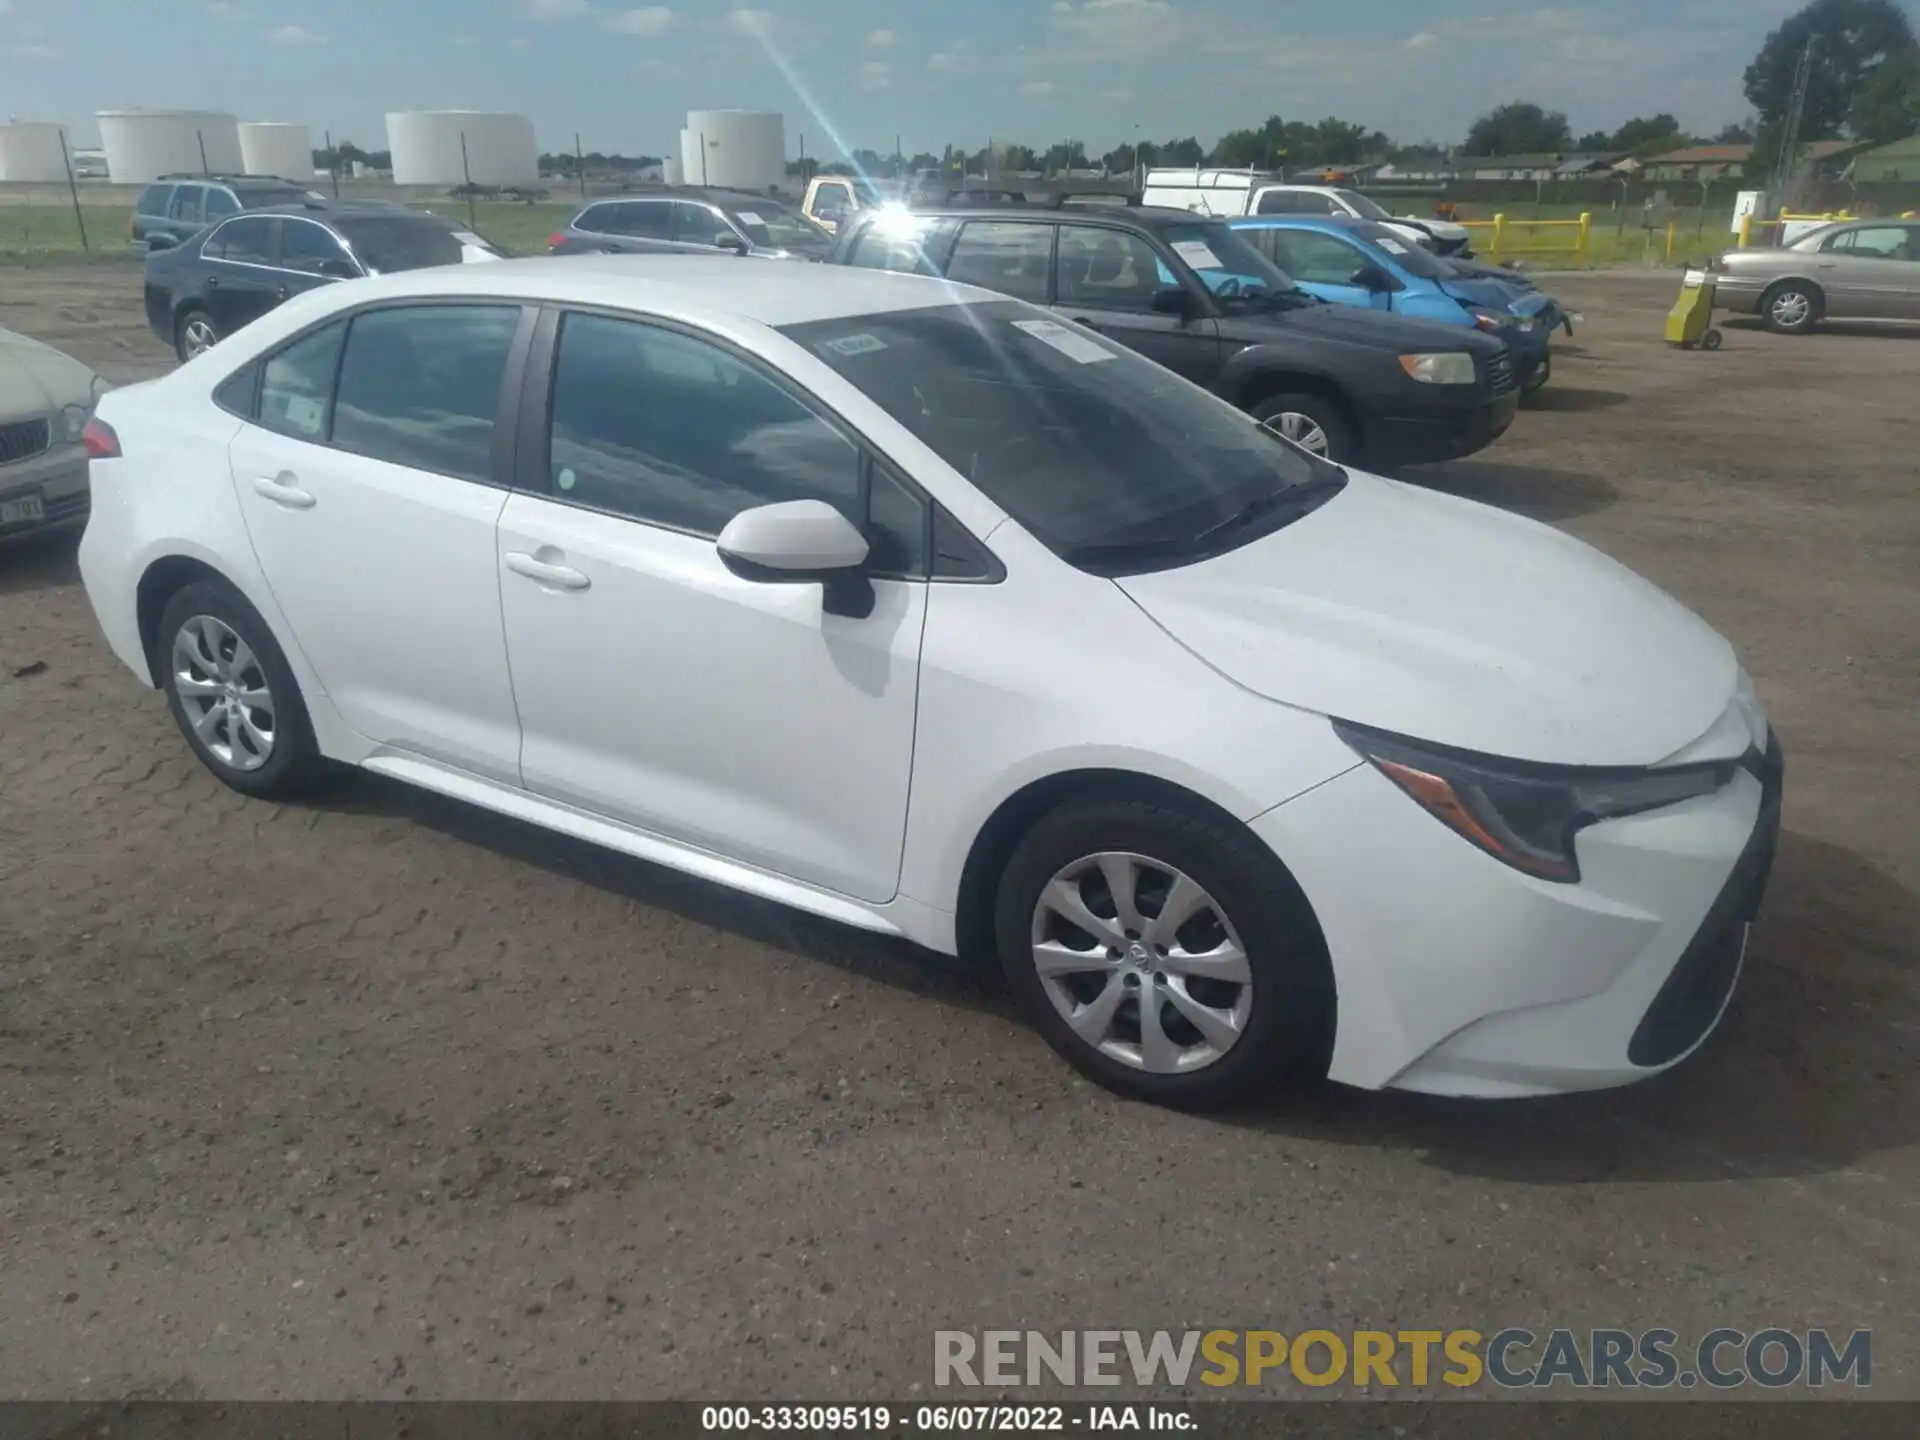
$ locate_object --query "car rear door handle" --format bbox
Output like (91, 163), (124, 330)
(252, 475), (315, 509)
(206, 277), (222, 290)
(504, 551), (591, 591)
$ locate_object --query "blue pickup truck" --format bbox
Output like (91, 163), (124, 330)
(1230, 215), (1562, 395)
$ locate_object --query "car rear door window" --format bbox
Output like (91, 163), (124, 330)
(205, 215), (276, 264)
(279, 219), (354, 275)
(1056, 225), (1171, 311)
(203, 188), (241, 220)
(1267, 229), (1365, 284)
(945, 221), (1054, 303)
(671, 202), (728, 246)
(617, 202), (675, 239)
(257, 321), (347, 443)
(136, 184), (176, 218)
(845, 217), (954, 275)
(329, 306), (521, 485)
(168, 186), (206, 224)
(545, 312), (866, 538)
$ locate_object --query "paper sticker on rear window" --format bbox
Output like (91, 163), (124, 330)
(820, 333), (888, 357)
(1171, 239), (1221, 269)
(283, 396), (325, 436)
(1377, 237), (1410, 254)
(1011, 318), (1115, 364)
(737, 211), (765, 226)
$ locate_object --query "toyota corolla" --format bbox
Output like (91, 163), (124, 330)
(76, 257), (1781, 1107)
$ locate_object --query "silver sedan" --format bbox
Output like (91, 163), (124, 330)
(1712, 219), (1920, 333)
(1, 328), (105, 540)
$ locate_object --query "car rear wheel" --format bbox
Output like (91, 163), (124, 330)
(1761, 282), (1819, 335)
(176, 309), (220, 362)
(1250, 391), (1353, 463)
(993, 793), (1333, 1109)
(156, 581), (326, 799)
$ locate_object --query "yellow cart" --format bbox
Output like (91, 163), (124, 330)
(1665, 267), (1723, 350)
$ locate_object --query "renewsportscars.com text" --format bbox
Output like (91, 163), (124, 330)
(934, 1327), (1871, 1391)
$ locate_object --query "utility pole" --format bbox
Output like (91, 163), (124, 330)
(1771, 35), (1817, 207)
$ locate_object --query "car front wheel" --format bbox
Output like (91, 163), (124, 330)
(176, 309), (220, 362)
(1250, 391), (1354, 463)
(994, 792), (1333, 1109)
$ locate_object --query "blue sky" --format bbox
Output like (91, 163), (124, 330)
(3, 0), (1830, 159)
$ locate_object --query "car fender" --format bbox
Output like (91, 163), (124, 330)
(1214, 343), (1358, 411)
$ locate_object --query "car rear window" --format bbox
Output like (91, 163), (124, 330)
(332, 216), (492, 272)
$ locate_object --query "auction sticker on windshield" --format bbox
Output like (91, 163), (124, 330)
(819, 333), (888, 357)
(737, 212), (765, 225)
(1012, 319), (1115, 365)
(1171, 239), (1222, 269)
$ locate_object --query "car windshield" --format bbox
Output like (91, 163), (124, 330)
(1347, 222), (1450, 278)
(334, 216), (495, 272)
(1333, 189), (1395, 222)
(727, 201), (831, 253)
(1160, 223), (1316, 309)
(783, 299), (1346, 574)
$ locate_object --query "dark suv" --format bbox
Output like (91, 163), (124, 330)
(130, 175), (322, 253)
(828, 204), (1517, 467)
(548, 187), (832, 261)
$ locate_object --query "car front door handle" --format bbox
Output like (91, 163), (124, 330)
(206, 277), (222, 290)
(504, 551), (591, 591)
(253, 475), (316, 509)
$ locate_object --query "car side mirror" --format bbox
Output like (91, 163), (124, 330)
(1151, 286), (1195, 317)
(1350, 264), (1394, 292)
(717, 500), (873, 617)
(714, 232), (747, 254)
(318, 257), (358, 280)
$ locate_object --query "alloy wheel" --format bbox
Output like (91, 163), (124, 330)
(182, 318), (219, 357)
(1261, 411), (1330, 455)
(171, 614), (277, 772)
(1769, 290), (1812, 330)
(1029, 851), (1253, 1074)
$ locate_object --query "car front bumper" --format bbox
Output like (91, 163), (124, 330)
(0, 441), (90, 540)
(1707, 274), (1767, 315)
(1368, 388), (1518, 467)
(1249, 729), (1783, 1097)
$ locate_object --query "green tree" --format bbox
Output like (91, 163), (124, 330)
(1464, 101), (1573, 155)
(1744, 0), (1917, 168)
(1101, 142), (1136, 173)
(1159, 136), (1206, 167)
(1610, 113), (1684, 151)
(1574, 130), (1612, 150)
(1850, 48), (1920, 141)
(1714, 121), (1757, 143)
(1042, 139), (1088, 172)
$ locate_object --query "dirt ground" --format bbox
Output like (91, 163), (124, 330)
(1, 261), (1916, 1404)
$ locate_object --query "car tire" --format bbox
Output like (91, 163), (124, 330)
(1249, 391), (1354, 463)
(1522, 351), (1551, 399)
(155, 580), (327, 800)
(175, 309), (221, 363)
(1760, 281), (1820, 335)
(993, 791), (1334, 1110)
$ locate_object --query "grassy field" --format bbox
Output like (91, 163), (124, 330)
(0, 198), (1735, 268)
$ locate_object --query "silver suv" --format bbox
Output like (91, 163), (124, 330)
(130, 175), (320, 253)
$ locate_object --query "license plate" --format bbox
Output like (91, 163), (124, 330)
(0, 493), (45, 526)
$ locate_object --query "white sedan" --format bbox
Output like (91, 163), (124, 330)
(77, 256), (1782, 1107)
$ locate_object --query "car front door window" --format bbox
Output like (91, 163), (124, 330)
(280, 220), (354, 275)
(1056, 226), (1174, 312)
(1270, 230), (1367, 286)
(945, 222), (1054, 303)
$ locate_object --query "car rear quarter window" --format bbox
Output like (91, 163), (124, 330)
(258, 321), (346, 443)
(135, 184), (176, 218)
(945, 221), (1054, 303)
(203, 189), (241, 220)
(330, 306), (521, 484)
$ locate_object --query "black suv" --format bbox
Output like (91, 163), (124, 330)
(130, 175), (322, 253)
(827, 204), (1517, 467)
(548, 187), (832, 261)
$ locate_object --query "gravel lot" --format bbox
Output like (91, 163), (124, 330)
(2, 260), (1916, 1402)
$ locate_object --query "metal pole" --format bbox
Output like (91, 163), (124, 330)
(460, 131), (477, 229)
(59, 127), (89, 254)
(700, 132), (708, 186)
(324, 128), (340, 198)
(575, 131), (586, 199)
(198, 129), (211, 176)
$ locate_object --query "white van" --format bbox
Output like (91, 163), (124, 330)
(1140, 170), (1473, 256)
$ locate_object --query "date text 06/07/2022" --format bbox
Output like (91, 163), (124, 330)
(700, 1403), (1197, 1431)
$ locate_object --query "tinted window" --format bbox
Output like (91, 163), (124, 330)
(280, 219), (353, 274)
(1267, 229), (1367, 285)
(546, 313), (863, 537)
(574, 203), (620, 234)
(203, 188), (240, 219)
(333, 216), (481, 272)
(945, 222), (1053, 303)
(672, 202), (730, 245)
(1827, 225), (1912, 259)
(168, 186), (205, 223)
(213, 362), (259, 419)
(136, 184), (176, 218)
(257, 322), (346, 442)
(330, 306), (520, 484)
(616, 201), (674, 239)
(1057, 226), (1173, 311)
(785, 301), (1343, 571)
(1162, 222), (1296, 299)
(205, 215), (275, 264)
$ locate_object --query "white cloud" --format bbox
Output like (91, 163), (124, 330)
(865, 27), (896, 50)
(1401, 30), (1438, 51)
(263, 23), (323, 46)
(205, 0), (247, 15)
(858, 59), (891, 91)
(929, 41), (981, 74)
(723, 8), (775, 36)
(604, 6), (674, 35)
(1021, 80), (1056, 96)
(1045, 0), (1178, 58)
(525, 0), (592, 18)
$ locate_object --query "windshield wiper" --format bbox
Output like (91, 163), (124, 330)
(1190, 475), (1347, 546)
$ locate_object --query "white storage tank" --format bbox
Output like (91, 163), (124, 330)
(98, 110), (243, 183)
(238, 122), (313, 180)
(0, 122), (71, 183)
(683, 110), (783, 190)
(386, 110), (537, 186)
(661, 153), (684, 186)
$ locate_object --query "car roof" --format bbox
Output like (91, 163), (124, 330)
(582, 187), (785, 208)
(1232, 214), (1368, 232)
(299, 254), (994, 326)
(866, 203), (1205, 227)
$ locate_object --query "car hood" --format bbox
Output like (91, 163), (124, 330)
(1116, 472), (1738, 766)
(1228, 298), (1497, 354)
(0, 329), (95, 416)
(1438, 276), (1561, 324)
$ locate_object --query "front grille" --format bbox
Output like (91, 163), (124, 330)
(0, 417), (51, 466)
(1486, 352), (1517, 397)
(1627, 732), (1785, 1067)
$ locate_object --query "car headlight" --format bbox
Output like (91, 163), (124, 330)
(61, 403), (92, 443)
(1398, 351), (1477, 385)
(1333, 719), (1736, 883)
(1469, 310), (1537, 335)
